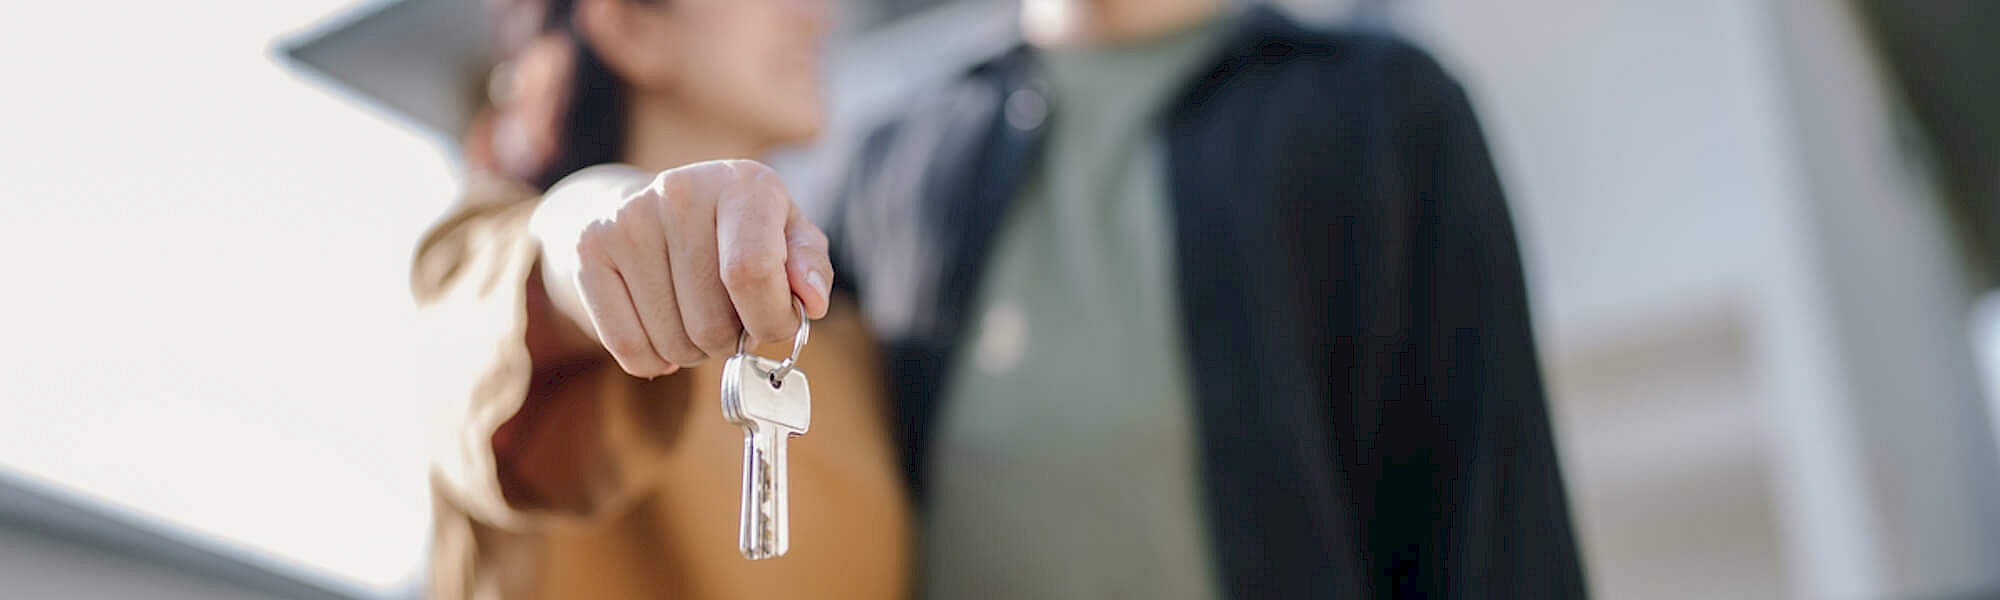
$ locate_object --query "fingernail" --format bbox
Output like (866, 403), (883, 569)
(806, 270), (829, 300)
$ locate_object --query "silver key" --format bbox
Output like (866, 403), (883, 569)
(721, 301), (811, 560)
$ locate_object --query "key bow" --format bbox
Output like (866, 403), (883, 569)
(734, 298), (810, 387)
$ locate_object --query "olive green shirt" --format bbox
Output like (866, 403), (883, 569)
(922, 14), (1235, 600)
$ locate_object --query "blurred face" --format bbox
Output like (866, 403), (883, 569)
(581, 0), (829, 149)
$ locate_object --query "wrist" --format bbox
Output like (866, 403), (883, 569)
(527, 163), (654, 343)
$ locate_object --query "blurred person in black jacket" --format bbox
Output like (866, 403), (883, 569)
(819, 1), (1588, 598)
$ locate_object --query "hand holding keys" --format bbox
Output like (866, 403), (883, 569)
(721, 299), (812, 560)
(530, 161), (830, 560)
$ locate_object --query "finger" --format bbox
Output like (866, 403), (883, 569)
(611, 204), (707, 367)
(717, 162), (800, 343)
(575, 256), (677, 377)
(659, 165), (741, 362)
(783, 204), (833, 320)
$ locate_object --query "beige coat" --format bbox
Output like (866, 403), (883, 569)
(410, 172), (910, 599)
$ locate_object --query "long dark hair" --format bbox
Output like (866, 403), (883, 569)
(526, 0), (631, 191)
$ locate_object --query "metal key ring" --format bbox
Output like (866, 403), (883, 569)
(735, 297), (810, 387)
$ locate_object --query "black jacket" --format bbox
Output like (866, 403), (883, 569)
(827, 7), (1587, 598)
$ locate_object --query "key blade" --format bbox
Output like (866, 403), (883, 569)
(739, 426), (791, 559)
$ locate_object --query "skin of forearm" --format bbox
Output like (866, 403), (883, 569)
(526, 164), (657, 361)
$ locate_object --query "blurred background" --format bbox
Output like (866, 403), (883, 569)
(3, 0), (1999, 598)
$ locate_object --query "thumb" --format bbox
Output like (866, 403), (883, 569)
(783, 204), (834, 320)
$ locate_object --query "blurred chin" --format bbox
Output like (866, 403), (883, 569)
(769, 118), (823, 148)
(761, 97), (825, 147)
(711, 69), (823, 149)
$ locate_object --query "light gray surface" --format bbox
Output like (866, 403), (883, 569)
(279, 0), (491, 143)
(0, 528), (328, 600)
(0, 472), (371, 600)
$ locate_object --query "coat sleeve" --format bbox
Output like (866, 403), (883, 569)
(1374, 44), (1590, 597)
(410, 172), (688, 531)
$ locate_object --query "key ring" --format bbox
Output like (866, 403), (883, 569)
(735, 297), (810, 387)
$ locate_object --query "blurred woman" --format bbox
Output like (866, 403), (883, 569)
(411, 0), (908, 598)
